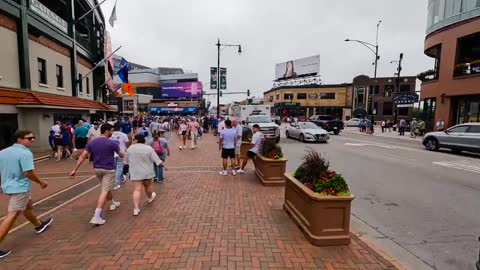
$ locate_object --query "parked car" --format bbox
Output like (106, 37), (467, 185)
(422, 123), (480, 153)
(308, 115), (344, 135)
(346, 118), (362, 127)
(285, 122), (329, 143)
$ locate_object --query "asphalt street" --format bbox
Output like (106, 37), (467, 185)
(278, 129), (480, 270)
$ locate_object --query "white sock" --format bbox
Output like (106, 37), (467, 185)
(94, 208), (102, 218)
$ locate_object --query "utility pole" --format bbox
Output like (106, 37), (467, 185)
(216, 39), (221, 118)
(393, 53), (403, 124)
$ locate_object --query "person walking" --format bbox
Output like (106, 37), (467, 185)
(124, 134), (163, 216)
(237, 124), (263, 174)
(219, 119), (238, 176)
(111, 123), (130, 190)
(137, 123), (151, 139)
(0, 130), (53, 258)
(188, 118), (200, 149)
(148, 131), (170, 183)
(73, 120), (89, 158)
(381, 120), (386, 133)
(232, 119), (243, 170)
(399, 119), (406, 136)
(386, 120), (392, 132)
(179, 120), (188, 149)
(70, 123), (124, 225)
(57, 125), (72, 161)
(418, 120), (426, 136)
(410, 118), (418, 139)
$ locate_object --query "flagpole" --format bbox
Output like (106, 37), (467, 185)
(77, 45), (122, 84)
(77, 0), (110, 21)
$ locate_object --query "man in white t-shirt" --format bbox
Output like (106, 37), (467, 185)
(237, 124), (263, 174)
(149, 119), (162, 135)
(111, 123), (130, 190)
(188, 118), (200, 149)
(219, 119), (238, 176)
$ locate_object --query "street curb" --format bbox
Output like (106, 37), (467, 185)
(342, 130), (422, 143)
(350, 214), (435, 270)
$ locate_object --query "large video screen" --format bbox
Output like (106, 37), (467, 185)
(275, 55), (320, 80)
(161, 82), (202, 98)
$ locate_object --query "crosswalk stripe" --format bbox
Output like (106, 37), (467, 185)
(433, 160), (480, 174)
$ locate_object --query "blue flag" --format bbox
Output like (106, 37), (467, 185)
(117, 57), (130, 83)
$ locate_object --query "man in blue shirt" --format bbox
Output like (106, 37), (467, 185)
(219, 120), (238, 176)
(0, 130), (52, 259)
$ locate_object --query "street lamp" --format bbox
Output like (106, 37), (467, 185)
(345, 20), (382, 124)
(216, 38), (242, 117)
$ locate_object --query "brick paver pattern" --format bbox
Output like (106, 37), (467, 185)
(1, 131), (398, 270)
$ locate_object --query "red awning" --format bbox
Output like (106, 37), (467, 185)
(0, 86), (115, 111)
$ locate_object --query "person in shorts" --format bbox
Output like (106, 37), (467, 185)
(0, 130), (53, 259)
(124, 134), (162, 216)
(231, 119), (243, 170)
(237, 124), (263, 174)
(219, 119), (238, 176)
(70, 123), (124, 225)
(73, 120), (89, 158)
(179, 120), (188, 149)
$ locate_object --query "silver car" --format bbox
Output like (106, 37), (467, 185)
(285, 122), (329, 143)
(423, 123), (480, 153)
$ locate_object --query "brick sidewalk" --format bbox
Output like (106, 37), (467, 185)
(1, 132), (398, 270)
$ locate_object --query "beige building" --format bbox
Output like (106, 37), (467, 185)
(263, 84), (353, 120)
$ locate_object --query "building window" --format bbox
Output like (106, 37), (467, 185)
(297, 93), (307, 99)
(86, 77), (90, 95)
(78, 73), (83, 93)
(399, 85), (411, 92)
(268, 96), (273, 102)
(369, 85), (380, 95)
(275, 94), (280, 100)
(56, 65), (63, 88)
(455, 31), (480, 76)
(384, 85), (394, 96)
(355, 87), (365, 105)
(284, 93), (294, 100)
(383, 102), (393, 115)
(38, 58), (47, 84)
(374, 102), (379, 115)
(320, 93), (336, 99)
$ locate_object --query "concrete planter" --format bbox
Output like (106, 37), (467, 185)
(253, 154), (287, 186)
(240, 142), (253, 159)
(283, 173), (354, 246)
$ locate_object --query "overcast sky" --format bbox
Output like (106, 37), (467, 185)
(100, 0), (432, 103)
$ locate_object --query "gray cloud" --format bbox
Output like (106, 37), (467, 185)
(101, 0), (431, 103)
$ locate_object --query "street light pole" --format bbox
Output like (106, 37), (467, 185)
(215, 38), (242, 117)
(391, 53), (404, 124)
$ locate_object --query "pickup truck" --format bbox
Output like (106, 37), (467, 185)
(308, 115), (344, 135)
(246, 114), (281, 143)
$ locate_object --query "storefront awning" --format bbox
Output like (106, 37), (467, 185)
(0, 87), (115, 111)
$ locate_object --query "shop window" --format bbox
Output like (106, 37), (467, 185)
(56, 65), (63, 88)
(86, 77), (90, 95)
(297, 93), (307, 99)
(284, 93), (294, 100)
(374, 102), (379, 115)
(384, 85), (394, 96)
(275, 94), (280, 100)
(455, 31), (480, 76)
(398, 107), (409, 116)
(78, 73), (83, 93)
(320, 93), (336, 99)
(383, 102), (393, 115)
(38, 58), (47, 84)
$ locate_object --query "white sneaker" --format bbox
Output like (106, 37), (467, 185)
(90, 216), (106, 225)
(219, 170), (228, 176)
(179, 146), (182, 150)
(148, 192), (156, 204)
(236, 169), (245, 174)
(133, 208), (141, 216)
(114, 185), (121, 190)
(109, 201), (121, 211)
(232, 170), (236, 176)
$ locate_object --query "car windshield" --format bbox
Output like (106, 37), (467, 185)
(248, 115), (271, 123)
(300, 122), (319, 129)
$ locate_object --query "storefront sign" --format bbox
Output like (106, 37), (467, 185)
(393, 93), (419, 105)
(150, 107), (199, 114)
(167, 102), (178, 107)
(308, 93), (318, 100)
(397, 104), (414, 108)
(30, 0), (68, 33)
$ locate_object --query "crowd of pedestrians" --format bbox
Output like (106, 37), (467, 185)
(0, 114), (265, 259)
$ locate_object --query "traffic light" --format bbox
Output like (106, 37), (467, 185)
(247, 89), (250, 97)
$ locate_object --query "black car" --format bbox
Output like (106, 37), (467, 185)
(308, 115), (344, 135)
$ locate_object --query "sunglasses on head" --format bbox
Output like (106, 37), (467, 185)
(23, 136), (35, 141)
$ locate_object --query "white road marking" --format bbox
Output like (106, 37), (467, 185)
(433, 160), (480, 174)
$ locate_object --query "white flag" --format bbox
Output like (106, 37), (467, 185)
(108, 1), (117, 27)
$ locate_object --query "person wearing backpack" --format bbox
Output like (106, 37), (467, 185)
(149, 131), (170, 182)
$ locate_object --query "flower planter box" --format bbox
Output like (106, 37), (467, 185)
(253, 153), (287, 186)
(283, 173), (354, 246)
(240, 142), (253, 159)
